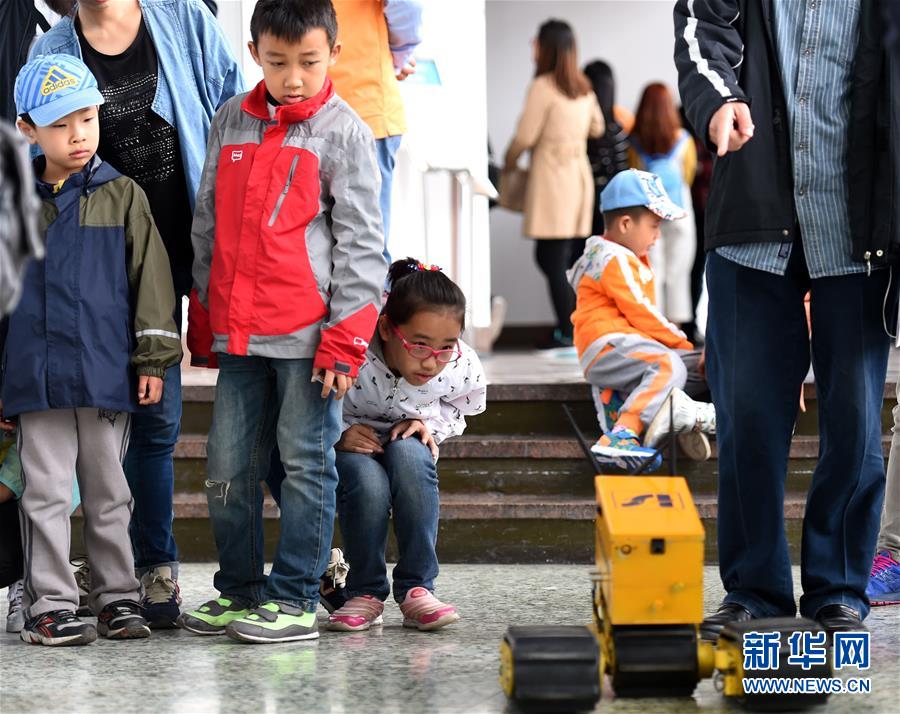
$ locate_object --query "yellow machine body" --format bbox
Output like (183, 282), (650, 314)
(594, 475), (705, 626)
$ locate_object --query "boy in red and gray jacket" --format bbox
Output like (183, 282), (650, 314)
(183, 0), (385, 644)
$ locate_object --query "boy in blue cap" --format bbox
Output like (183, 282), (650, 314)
(4, 54), (182, 646)
(567, 169), (717, 471)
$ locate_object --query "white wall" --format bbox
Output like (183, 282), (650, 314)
(215, 0), (492, 328)
(487, 0), (680, 325)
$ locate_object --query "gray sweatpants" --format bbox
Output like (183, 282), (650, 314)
(878, 383), (900, 557)
(581, 333), (707, 436)
(17, 408), (140, 619)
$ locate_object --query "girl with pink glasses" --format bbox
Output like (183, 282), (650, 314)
(328, 258), (486, 632)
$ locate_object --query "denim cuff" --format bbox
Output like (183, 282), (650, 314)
(799, 592), (868, 622)
(135, 561), (180, 579)
(723, 591), (794, 619)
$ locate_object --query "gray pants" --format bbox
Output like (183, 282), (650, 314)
(17, 408), (140, 619)
(581, 333), (707, 435)
(878, 383), (900, 556)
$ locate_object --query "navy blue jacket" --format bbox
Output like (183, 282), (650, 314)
(1, 156), (182, 417)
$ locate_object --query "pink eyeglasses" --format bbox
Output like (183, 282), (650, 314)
(388, 321), (462, 363)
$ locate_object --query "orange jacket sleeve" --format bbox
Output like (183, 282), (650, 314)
(601, 254), (693, 350)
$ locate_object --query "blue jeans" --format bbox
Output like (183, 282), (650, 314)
(124, 358), (182, 576)
(205, 354), (341, 611)
(705, 244), (890, 620)
(375, 135), (402, 265)
(336, 437), (440, 603)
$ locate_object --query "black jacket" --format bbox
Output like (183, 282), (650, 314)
(674, 0), (899, 268)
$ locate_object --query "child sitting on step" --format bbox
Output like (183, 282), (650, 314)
(328, 259), (486, 632)
(567, 169), (716, 472)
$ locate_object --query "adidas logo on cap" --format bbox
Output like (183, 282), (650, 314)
(40, 66), (79, 96)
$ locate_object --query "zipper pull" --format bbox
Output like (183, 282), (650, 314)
(864, 250), (872, 277)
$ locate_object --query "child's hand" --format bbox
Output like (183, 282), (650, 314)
(396, 57), (416, 81)
(312, 368), (356, 400)
(0, 483), (14, 503)
(336, 424), (384, 454)
(0, 400), (16, 433)
(138, 376), (164, 405)
(390, 419), (439, 460)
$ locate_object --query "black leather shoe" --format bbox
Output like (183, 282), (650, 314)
(814, 604), (865, 634)
(700, 602), (755, 641)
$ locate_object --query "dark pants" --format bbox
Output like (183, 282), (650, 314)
(124, 285), (187, 575)
(534, 238), (586, 338)
(705, 244), (890, 620)
(0, 499), (22, 589)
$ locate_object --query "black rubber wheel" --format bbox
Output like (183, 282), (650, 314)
(609, 624), (701, 698)
(500, 625), (601, 712)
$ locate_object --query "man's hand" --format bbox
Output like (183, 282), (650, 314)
(396, 57), (416, 81)
(709, 102), (755, 157)
(390, 418), (438, 460)
(138, 376), (164, 405)
(312, 368), (356, 400)
(0, 400), (16, 433)
(336, 424), (384, 454)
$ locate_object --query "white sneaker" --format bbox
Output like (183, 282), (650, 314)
(645, 388), (717, 457)
(677, 431), (712, 462)
(6, 579), (24, 633)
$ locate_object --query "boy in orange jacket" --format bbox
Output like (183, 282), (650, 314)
(568, 169), (716, 471)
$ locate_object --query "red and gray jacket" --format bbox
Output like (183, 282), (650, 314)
(188, 78), (386, 376)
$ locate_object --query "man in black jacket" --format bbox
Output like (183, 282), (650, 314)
(674, 0), (898, 638)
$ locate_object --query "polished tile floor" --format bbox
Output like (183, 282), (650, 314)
(2, 564), (898, 714)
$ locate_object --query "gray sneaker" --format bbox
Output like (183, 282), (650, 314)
(178, 597), (252, 635)
(6, 579), (24, 633)
(70, 556), (91, 616)
(226, 601), (319, 644)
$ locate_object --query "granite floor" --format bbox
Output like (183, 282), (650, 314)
(1, 564), (898, 714)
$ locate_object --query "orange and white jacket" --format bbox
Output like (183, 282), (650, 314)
(567, 236), (692, 357)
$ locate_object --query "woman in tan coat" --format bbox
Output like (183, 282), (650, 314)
(505, 19), (604, 348)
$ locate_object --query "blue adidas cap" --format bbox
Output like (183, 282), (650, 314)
(600, 169), (686, 221)
(14, 54), (104, 127)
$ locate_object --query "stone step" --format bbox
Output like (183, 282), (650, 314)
(181, 398), (896, 438)
(171, 455), (816, 497)
(181, 381), (897, 404)
(132, 492), (807, 563)
(168, 491), (809, 521)
(174, 432), (891, 462)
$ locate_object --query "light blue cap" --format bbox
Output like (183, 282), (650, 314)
(14, 54), (104, 127)
(600, 169), (686, 221)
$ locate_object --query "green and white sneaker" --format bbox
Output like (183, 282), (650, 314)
(177, 597), (251, 635)
(225, 601), (318, 644)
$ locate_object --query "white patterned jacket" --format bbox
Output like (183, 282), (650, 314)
(341, 337), (487, 446)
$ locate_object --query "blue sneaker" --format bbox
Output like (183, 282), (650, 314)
(595, 388), (626, 433)
(590, 426), (662, 472)
(866, 551), (900, 606)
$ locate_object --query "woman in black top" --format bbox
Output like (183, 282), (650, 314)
(583, 60), (629, 236)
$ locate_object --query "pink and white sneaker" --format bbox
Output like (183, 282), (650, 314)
(399, 587), (460, 631)
(327, 595), (384, 632)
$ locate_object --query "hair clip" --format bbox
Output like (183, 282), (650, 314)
(414, 261), (441, 272)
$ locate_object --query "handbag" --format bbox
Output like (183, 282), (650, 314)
(499, 167), (528, 212)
